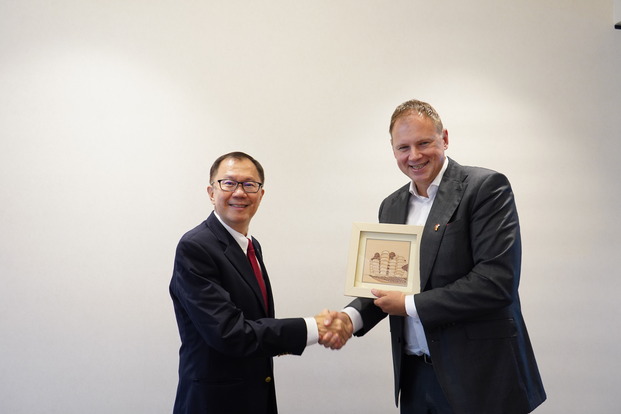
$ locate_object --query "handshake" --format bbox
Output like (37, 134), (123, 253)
(314, 310), (354, 350)
(311, 289), (407, 350)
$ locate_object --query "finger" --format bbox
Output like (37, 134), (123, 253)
(333, 334), (348, 350)
(322, 331), (335, 343)
(336, 326), (350, 343)
(330, 334), (343, 349)
(326, 333), (340, 348)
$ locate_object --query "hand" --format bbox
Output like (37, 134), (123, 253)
(315, 309), (353, 350)
(371, 289), (407, 316)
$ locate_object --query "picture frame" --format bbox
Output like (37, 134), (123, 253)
(345, 222), (423, 298)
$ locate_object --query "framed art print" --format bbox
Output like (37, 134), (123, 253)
(345, 222), (423, 298)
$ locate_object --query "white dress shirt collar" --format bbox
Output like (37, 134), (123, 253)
(213, 212), (252, 253)
(408, 156), (449, 200)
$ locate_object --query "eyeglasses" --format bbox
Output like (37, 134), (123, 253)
(213, 179), (263, 193)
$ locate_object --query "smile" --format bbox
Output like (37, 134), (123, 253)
(409, 161), (428, 171)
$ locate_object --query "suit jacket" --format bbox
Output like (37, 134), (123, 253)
(348, 158), (546, 414)
(170, 212), (307, 414)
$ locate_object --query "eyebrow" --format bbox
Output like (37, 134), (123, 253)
(219, 175), (260, 182)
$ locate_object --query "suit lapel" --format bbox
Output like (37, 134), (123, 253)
(380, 184), (410, 224)
(206, 213), (270, 316)
(419, 159), (466, 289)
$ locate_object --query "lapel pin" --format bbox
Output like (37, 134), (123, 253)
(434, 224), (440, 232)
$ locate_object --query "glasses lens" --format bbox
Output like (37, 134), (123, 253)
(242, 182), (260, 193)
(219, 180), (237, 191)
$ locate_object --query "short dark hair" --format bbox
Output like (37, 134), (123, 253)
(209, 152), (265, 183)
(389, 99), (444, 135)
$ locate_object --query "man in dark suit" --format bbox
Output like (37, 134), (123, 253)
(170, 151), (351, 414)
(324, 100), (546, 413)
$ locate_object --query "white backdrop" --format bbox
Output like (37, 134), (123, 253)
(1, 1), (620, 413)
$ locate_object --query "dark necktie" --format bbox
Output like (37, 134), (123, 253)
(247, 238), (268, 311)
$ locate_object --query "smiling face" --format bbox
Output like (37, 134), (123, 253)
(207, 157), (264, 235)
(391, 113), (449, 197)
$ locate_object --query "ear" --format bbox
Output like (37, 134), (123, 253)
(256, 187), (265, 202)
(390, 138), (399, 159)
(207, 185), (215, 205)
(442, 129), (449, 150)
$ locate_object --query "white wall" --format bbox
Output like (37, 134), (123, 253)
(1, 1), (620, 413)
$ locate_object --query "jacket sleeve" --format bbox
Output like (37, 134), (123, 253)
(170, 236), (308, 357)
(346, 296), (387, 337)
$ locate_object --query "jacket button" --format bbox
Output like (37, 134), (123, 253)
(265, 377), (272, 383)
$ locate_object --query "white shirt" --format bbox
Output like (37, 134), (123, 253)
(213, 212), (319, 346)
(345, 157), (449, 356)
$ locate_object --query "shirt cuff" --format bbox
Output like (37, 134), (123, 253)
(405, 294), (419, 320)
(304, 317), (319, 346)
(342, 307), (363, 333)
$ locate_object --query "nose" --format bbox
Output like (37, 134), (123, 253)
(408, 147), (421, 161)
(232, 184), (247, 196)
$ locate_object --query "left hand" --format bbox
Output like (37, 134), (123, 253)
(371, 289), (407, 316)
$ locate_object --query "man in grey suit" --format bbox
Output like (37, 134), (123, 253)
(323, 100), (546, 414)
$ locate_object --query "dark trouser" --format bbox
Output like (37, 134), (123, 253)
(400, 354), (453, 414)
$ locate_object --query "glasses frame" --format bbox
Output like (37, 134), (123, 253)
(213, 179), (264, 193)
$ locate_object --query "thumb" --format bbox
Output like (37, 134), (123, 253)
(322, 309), (332, 326)
(371, 289), (385, 298)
